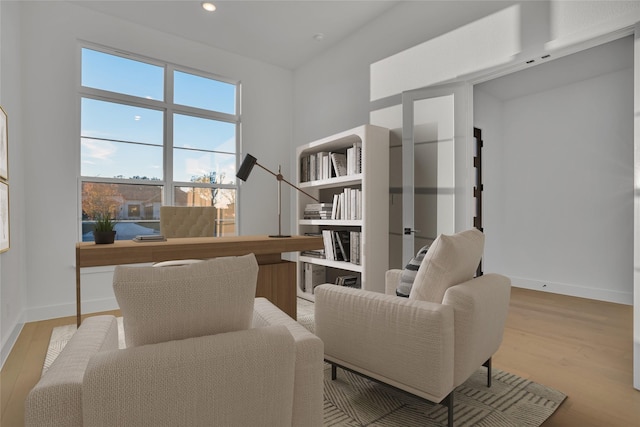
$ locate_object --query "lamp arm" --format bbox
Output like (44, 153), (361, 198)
(279, 176), (320, 202)
(255, 162), (319, 202)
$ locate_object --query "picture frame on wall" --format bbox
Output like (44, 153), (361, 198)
(0, 106), (7, 180)
(0, 181), (8, 253)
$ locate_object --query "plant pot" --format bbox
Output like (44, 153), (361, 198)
(94, 230), (116, 244)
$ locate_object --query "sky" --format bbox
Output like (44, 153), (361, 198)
(80, 48), (238, 185)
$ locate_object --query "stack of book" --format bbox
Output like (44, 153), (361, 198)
(335, 275), (359, 288)
(303, 203), (333, 220)
(301, 249), (326, 259)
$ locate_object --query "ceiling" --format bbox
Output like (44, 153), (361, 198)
(73, 0), (400, 70)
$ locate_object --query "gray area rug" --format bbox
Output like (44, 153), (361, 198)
(44, 298), (566, 426)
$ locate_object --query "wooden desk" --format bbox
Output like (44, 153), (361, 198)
(76, 235), (323, 326)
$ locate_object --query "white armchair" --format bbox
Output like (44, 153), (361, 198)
(26, 254), (324, 427)
(315, 229), (511, 427)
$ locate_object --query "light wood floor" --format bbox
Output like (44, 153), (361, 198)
(2, 289), (639, 426)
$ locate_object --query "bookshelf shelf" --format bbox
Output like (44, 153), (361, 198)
(296, 124), (389, 301)
(299, 174), (362, 190)
(299, 219), (362, 227)
(298, 256), (363, 273)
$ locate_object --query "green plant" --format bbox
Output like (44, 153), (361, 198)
(93, 212), (116, 232)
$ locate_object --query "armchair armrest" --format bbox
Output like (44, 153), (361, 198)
(252, 297), (324, 427)
(385, 269), (402, 295)
(25, 315), (119, 427)
(82, 326), (296, 427)
(315, 284), (455, 402)
(442, 273), (511, 386)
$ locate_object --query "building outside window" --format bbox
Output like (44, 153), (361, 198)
(79, 45), (239, 241)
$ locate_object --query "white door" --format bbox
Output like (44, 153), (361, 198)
(400, 83), (474, 264)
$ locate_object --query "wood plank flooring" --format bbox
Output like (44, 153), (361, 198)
(1, 290), (639, 426)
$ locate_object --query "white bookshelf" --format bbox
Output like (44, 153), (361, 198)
(296, 124), (389, 301)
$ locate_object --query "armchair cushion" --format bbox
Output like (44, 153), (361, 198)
(113, 254), (258, 347)
(409, 229), (484, 303)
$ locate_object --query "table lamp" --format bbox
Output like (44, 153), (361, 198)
(236, 154), (319, 238)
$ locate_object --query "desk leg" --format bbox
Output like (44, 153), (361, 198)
(76, 253), (81, 327)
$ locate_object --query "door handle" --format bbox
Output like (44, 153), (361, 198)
(404, 228), (421, 235)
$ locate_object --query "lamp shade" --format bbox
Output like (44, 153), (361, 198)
(236, 154), (257, 181)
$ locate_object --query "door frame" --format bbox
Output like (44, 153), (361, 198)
(400, 82), (474, 264)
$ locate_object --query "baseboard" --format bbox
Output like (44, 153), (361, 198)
(1, 320), (24, 370)
(510, 276), (632, 305)
(25, 297), (119, 323)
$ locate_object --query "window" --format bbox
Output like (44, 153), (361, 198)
(80, 46), (239, 241)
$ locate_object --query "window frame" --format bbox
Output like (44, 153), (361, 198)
(78, 42), (241, 240)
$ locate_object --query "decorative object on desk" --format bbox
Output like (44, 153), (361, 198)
(133, 234), (166, 242)
(236, 153), (319, 238)
(92, 211), (116, 244)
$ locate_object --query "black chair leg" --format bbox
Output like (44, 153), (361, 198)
(483, 357), (492, 387)
(331, 363), (337, 380)
(444, 391), (454, 427)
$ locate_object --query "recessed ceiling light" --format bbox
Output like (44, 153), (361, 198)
(201, 2), (216, 12)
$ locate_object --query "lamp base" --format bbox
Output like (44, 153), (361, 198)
(269, 234), (291, 238)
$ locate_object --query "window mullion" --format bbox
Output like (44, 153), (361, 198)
(165, 64), (175, 206)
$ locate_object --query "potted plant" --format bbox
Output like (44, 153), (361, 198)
(93, 212), (117, 244)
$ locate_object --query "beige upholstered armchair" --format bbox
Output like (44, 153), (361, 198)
(26, 254), (324, 427)
(315, 229), (511, 427)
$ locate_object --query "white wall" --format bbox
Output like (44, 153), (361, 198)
(475, 39), (633, 303)
(0, 0), (27, 367)
(1, 0), (293, 341)
(292, 1), (517, 147)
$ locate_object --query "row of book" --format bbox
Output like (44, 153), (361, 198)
(303, 189), (361, 221)
(330, 188), (361, 221)
(321, 229), (362, 265)
(300, 142), (362, 183)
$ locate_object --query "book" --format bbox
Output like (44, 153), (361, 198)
(333, 230), (350, 262)
(133, 234), (166, 242)
(350, 231), (361, 265)
(301, 249), (325, 259)
(330, 152), (348, 177)
(322, 229), (335, 261)
(335, 274), (359, 287)
(304, 263), (326, 294)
